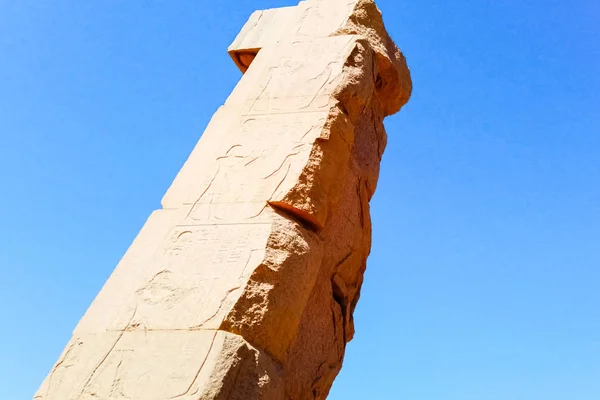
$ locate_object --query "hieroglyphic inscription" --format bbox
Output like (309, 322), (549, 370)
(227, 36), (358, 112)
(292, 0), (357, 39)
(39, 331), (220, 400)
(104, 223), (272, 332)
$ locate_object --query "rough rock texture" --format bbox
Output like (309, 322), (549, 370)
(35, 0), (411, 399)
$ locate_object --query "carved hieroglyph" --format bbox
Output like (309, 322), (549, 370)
(35, 0), (412, 398)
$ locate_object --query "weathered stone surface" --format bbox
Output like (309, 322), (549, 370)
(35, 0), (411, 398)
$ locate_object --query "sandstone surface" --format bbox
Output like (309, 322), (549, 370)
(35, 0), (411, 398)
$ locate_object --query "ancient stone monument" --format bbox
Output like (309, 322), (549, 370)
(35, 0), (411, 398)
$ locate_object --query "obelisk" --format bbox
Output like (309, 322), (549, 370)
(35, 0), (411, 398)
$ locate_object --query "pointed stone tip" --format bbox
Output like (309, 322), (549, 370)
(229, 0), (412, 114)
(335, 0), (412, 116)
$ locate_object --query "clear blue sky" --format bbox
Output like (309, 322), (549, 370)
(1, 1), (599, 398)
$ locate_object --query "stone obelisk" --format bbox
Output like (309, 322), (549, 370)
(35, 0), (411, 398)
